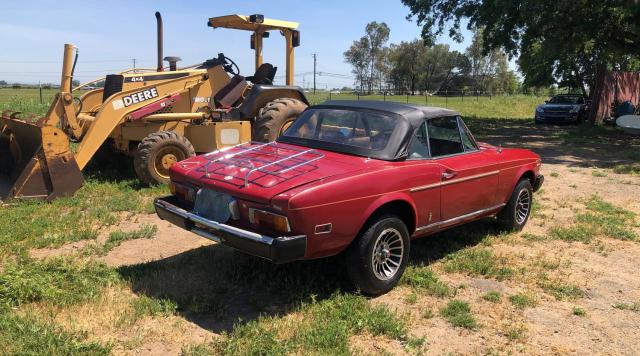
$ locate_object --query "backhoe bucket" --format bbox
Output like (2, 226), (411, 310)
(0, 114), (84, 201)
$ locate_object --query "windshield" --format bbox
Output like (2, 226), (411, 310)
(279, 108), (399, 155)
(548, 96), (583, 104)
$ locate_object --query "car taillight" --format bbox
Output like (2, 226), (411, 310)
(248, 208), (291, 233)
(170, 181), (196, 203)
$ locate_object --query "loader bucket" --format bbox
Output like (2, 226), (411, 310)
(0, 114), (84, 201)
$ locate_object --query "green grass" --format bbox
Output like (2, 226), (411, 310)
(443, 248), (514, 280)
(307, 92), (545, 119)
(613, 302), (640, 312)
(131, 295), (177, 319)
(440, 300), (477, 329)
(548, 195), (637, 243)
(538, 280), (584, 300)
(572, 307), (586, 316)
(504, 324), (527, 342)
(0, 313), (111, 355)
(613, 162), (640, 175)
(401, 266), (452, 297)
(592, 170), (608, 177)
(549, 224), (596, 243)
(0, 257), (117, 308)
(550, 172), (559, 178)
(509, 293), (537, 309)
(84, 224), (157, 256)
(482, 291), (502, 303)
(207, 293), (407, 355)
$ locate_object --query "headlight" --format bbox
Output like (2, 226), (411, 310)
(249, 208), (291, 233)
(569, 106), (580, 113)
(536, 107), (544, 113)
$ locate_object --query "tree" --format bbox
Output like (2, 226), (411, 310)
(388, 40), (426, 94)
(420, 44), (463, 93)
(401, 0), (640, 99)
(72, 79), (81, 87)
(344, 22), (390, 94)
(344, 37), (370, 93)
(365, 22), (391, 94)
(0, 80), (7, 86)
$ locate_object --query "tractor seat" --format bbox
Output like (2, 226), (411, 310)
(214, 74), (247, 108)
(246, 63), (277, 85)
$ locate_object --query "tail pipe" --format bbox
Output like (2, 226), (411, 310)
(156, 11), (163, 72)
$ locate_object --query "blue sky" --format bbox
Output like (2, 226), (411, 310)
(0, 0), (474, 87)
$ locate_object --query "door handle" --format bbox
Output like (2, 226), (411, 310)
(442, 170), (458, 180)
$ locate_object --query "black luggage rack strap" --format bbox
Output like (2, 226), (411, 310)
(197, 142), (325, 188)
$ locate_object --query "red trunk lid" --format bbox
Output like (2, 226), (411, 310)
(170, 142), (384, 204)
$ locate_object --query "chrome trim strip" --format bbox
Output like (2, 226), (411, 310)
(440, 170), (499, 186)
(410, 170), (499, 192)
(410, 182), (440, 192)
(414, 203), (506, 233)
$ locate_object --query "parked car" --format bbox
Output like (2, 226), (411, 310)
(535, 94), (588, 124)
(155, 101), (544, 295)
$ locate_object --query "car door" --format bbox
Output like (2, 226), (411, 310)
(427, 116), (500, 221)
(406, 121), (442, 231)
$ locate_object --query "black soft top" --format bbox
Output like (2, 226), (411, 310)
(277, 101), (461, 161)
(317, 100), (459, 128)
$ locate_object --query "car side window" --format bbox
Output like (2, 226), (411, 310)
(458, 117), (478, 151)
(407, 121), (429, 159)
(427, 117), (464, 157)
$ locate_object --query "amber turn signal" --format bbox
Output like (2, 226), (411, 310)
(249, 208), (291, 233)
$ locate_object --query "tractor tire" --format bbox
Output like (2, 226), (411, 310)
(134, 131), (195, 185)
(252, 98), (307, 142)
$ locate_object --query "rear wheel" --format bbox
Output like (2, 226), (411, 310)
(346, 215), (410, 296)
(134, 131), (195, 185)
(252, 98), (307, 142)
(497, 179), (533, 231)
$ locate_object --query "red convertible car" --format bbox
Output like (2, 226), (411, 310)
(155, 101), (543, 295)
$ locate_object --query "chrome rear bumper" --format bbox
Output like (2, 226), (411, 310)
(154, 196), (306, 264)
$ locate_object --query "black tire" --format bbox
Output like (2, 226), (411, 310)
(134, 131), (195, 185)
(497, 179), (533, 231)
(346, 215), (410, 296)
(252, 98), (307, 142)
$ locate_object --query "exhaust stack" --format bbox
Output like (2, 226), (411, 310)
(155, 11), (163, 72)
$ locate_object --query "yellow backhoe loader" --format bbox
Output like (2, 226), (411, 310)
(0, 13), (309, 201)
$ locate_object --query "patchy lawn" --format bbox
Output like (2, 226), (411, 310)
(1, 95), (639, 354)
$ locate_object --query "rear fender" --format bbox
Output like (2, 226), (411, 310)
(357, 192), (418, 236)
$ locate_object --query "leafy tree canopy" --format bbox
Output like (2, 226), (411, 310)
(402, 0), (640, 93)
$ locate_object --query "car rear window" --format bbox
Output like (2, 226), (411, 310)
(282, 108), (397, 151)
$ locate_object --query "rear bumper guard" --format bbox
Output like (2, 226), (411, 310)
(154, 196), (306, 264)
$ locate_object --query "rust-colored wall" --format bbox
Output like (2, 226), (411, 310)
(588, 68), (640, 123)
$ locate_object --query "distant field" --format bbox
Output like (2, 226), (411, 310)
(0, 87), (545, 120)
(307, 92), (545, 120)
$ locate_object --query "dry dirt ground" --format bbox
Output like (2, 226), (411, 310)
(30, 123), (640, 355)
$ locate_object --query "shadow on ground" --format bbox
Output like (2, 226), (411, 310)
(117, 218), (499, 333)
(467, 117), (640, 169)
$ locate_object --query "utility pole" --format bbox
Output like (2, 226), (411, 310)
(132, 58), (136, 72)
(312, 53), (317, 94)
